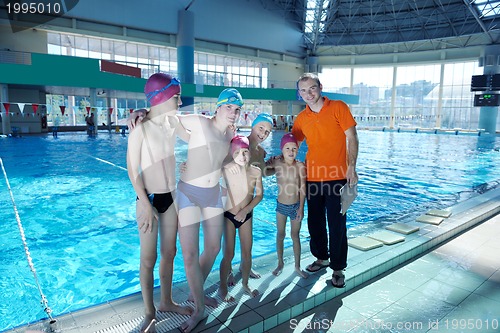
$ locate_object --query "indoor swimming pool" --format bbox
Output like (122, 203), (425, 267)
(0, 130), (499, 331)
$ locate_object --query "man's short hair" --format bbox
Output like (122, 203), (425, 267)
(297, 73), (321, 87)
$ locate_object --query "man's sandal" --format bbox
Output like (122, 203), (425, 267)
(305, 261), (329, 273)
(331, 273), (345, 288)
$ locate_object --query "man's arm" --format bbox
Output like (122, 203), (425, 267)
(345, 126), (359, 187)
(291, 119), (304, 148)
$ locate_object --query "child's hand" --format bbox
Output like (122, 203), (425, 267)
(265, 155), (281, 166)
(265, 155), (276, 164)
(234, 210), (248, 223)
(136, 199), (158, 233)
(293, 208), (304, 222)
(127, 109), (147, 131)
(179, 161), (187, 174)
(226, 163), (241, 175)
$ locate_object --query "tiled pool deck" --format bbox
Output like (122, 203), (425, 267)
(9, 186), (500, 333)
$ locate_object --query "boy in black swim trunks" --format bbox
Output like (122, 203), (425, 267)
(266, 133), (308, 279)
(127, 73), (192, 333)
(218, 135), (263, 301)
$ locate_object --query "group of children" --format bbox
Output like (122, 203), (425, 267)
(127, 73), (309, 333)
(218, 122), (309, 301)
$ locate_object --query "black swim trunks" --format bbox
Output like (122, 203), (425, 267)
(224, 211), (253, 229)
(137, 192), (174, 214)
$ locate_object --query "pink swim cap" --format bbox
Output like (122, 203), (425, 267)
(144, 73), (181, 107)
(280, 133), (298, 150)
(230, 135), (250, 155)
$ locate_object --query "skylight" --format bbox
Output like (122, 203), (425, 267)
(304, 0), (330, 34)
(472, 0), (500, 18)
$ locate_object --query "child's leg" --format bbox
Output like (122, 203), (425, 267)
(136, 201), (159, 331)
(239, 219), (259, 297)
(200, 207), (225, 282)
(218, 218), (236, 301)
(178, 206), (207, 333)
(158, 205), (193, 315)
(227, 269), (235, 286)
(196, 207), (224, 307)
(272, 212), (287, 276)
(291, 217), (308, 278)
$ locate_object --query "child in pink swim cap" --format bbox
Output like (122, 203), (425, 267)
(280, 133), (298, 150)
(230, 135), (250, 157)
(219, 133), (263, 301)
(144, 73), (181, 107)
(127, 72), (191, 333)
(265, 132), (308, 279)
(223, 115), (273, 283)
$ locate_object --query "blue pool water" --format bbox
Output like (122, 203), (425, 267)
(0, 130), (499, 331)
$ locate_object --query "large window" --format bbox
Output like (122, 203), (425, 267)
(45, 94), (146, 127)
(46, 32), (495, 131)
(46, 32), (270, 127)
(321, 62), (485, 130)
(47, 32), (268, 88)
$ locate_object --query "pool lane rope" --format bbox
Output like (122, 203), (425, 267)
(0, 157), (55, 324)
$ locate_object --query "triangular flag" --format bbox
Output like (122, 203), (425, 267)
(59, 105), (66, 116)
(18, 103), (25, 115)
(32, 103), (39, 114)
(2, 102), (10, 115)
(109, 107), (113, 115)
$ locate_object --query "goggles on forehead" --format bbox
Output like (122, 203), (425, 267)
(146, 77), (180, 102)
(217, 96), (242, 105)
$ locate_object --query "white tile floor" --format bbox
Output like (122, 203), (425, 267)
(268, 214), (500, 333)
(9, 187), (500, 333)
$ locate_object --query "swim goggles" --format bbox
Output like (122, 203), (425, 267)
(146, 77), (180, 102)
(216, 96), (243, 106)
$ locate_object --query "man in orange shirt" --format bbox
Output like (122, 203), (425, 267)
(291, 72), (359, 288)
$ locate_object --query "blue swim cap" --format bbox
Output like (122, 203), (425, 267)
(252, 113), (273, 127)
(216, 88), (244, 107)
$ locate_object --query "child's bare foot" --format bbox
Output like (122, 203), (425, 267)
(249, 268), (261, 279)
(187, 293), (219, 308)
(158, 301), (193, 316)
(295, 267), (309, 279)
(227, 271), (236, 286)
(272, 264), (284, 276)
(243, 284), (259, 298)
(240, 267), (261, 279)
(204, 294), (219, 307)
(141, 315), (156, 333)
(217, 287), (235, 302)
(180, 309), (207, 333)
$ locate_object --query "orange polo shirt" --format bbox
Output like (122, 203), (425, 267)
(292, 97), (356, 181)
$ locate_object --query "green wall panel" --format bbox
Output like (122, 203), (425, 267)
(1, 53), (358, 104)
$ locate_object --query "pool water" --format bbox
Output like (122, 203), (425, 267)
(0, 130), (499, 331)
